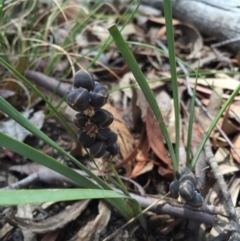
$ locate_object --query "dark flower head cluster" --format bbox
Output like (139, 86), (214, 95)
(169, 167), (204, 207)
(66, 70), (119, 159)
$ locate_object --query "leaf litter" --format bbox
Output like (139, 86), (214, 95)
(1, 0), (240, 240)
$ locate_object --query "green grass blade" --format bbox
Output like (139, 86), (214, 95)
(108, 24), (177, 174)
(0, 189), (126, 206)
(186, 78), (198, 167)
(191, 84), (240, 168)
(0, 0), (5, 21)
(163, 0), (179, 166)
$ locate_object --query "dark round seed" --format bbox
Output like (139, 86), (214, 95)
(89, 141), (106, 158)
(187, 192), (204, 208)
(105, 131), (118, 146)
(96, 128), (111, 141)
(74, 113), (89, 129)
(91, 109), (114, 128)
(90, 82), (109, 108)
(106, 143), (119, 156)
(179, 172), (197, 187)
(179, 180), (195, 201)
(78, 130), (96, 147)
(73, 70), (95, 91)
(176, 166), (192, 179)
(66, 88), (89, 112)
(169, 180), (179, 198)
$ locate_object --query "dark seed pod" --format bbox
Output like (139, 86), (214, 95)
(179, 172), (197, 187)
(89, 141), (106, 158)
(74, 113), (89, 129)
(66, 88), (89, 112)
(179, 180), (195, 201)
(96, 128), (111, 140)
(78, 130), (96, 147)
(73, 70), (95, 91)
(90, 82), (109, 108)
(176, 166), (192, 179)
(91, 109), (114, 128)
(106, 143), (120, 156)
(187, 192), (204, 208)
(84, 122), (98, 137)
(105, 131), (118, 146)
(169, 180), (179, 198)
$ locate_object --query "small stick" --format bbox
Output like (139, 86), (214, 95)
(204, 138), (240, 239)
(4, 173), (39, 190)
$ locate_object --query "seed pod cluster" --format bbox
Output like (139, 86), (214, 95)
(169, 167), (204, 208)
(66, 70), (119, 159)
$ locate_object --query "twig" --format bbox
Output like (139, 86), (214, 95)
(25, 70), (70, 97)
(204, 138), (240, 239)
(9, 164), (220, 225)
(4, 173), (39, 190)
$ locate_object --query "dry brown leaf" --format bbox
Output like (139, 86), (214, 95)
(72, 201), (110, 241)
(177, 77), (240, 101)
(40, 230), (61, 241)
(214, 147), (240, 175)
(214, 148), (229, 163)
(103, 103), (135, 160)
(8, 201), (90, 234)
(17, 205), (36, 241)
(0, 223), (13, 239)
(156, 91), (176, 143)
(231, 134), (240, 163)
(221, 118), (240, 136)
(197, 87), (222, 132)
(229, 178), (240, 207)
(58, 1), (88, 23)
(146, 107), (173, 177)
(148, 17), (180, 26)
(130, 136), (151, 178)
(229, 101), (240, 122)
(189, 77), (240, 91)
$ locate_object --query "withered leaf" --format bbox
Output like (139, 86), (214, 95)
(71, 201), (110, 241)
(146, 107), (173, 177)
(7, 200), (90, 234)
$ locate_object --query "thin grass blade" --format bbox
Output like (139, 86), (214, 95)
(163, 0), (180, 166)
(186, 77), (198, 167)
(0, 189), (126, 206)
(108, 24), (177, 174)
(191, 84), (240, 168)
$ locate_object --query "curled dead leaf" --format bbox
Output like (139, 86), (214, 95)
(174, 23), (203, 59)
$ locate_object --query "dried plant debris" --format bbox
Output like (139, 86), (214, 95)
(5, 201), (90, 234)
